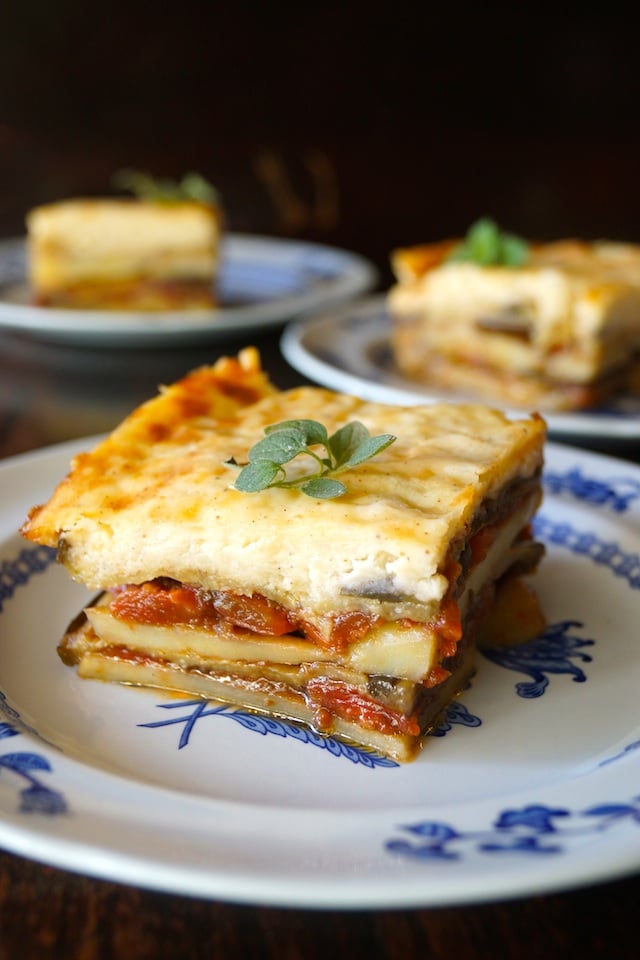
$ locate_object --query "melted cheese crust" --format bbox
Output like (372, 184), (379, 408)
(21, 349), (545, 622)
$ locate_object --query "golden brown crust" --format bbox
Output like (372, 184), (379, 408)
(21, 347), (275, 543)
(21, 350), (545, 624)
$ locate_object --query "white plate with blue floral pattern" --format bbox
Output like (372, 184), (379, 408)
(281, 298), (640, 442)
(1, 437), (640, 907)
(0, 235), (377, 347)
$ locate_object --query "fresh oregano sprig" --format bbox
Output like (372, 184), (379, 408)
(227, 418), (396, 499)
(447, 217), (529, 267)
(112, 169), (219, 205)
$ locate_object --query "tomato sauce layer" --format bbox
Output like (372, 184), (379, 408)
(109, 579), (377, 649)
(110, 579), (463, 663)
(306, 677), (420, 737)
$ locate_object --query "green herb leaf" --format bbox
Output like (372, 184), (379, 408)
(228, 417), (397, 499)
(301, 477), (348, 499)
(178, 172), (219, 205)
(447, 217), (529, 267)
(248, 428), (308, 465)
(265, 419), (329, 447)
(499, 232), (530, 266)
(112, 169), (218, 205)
(328, 421), (369, 464)
(336, 433), (397, 470)
(233, 460), (282, 492)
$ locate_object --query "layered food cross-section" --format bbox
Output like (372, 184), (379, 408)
(26, 196), (221, 311)
(389, 236), (640, 410)
(21, 349), (546, 762)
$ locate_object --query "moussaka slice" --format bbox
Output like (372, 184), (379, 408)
(21, 348), (546, 762)
(26, 181), (221, 311)
(389, 219), (640, 411)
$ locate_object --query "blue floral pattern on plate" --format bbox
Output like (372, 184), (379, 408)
(0, 694), (66, 816)
(534, 515), (640, 589)
(138, 700), (399, 768)
(0, 548), (67, 815)
(480, 620), (594, 698)
(386, 798), (640, 861)
(0, 545), (55, 613)
(543, 467), (640, 513)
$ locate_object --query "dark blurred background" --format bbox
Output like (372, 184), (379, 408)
(1, 1), (639, 286)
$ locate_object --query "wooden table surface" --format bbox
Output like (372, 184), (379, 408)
(0, 322), (639, 960)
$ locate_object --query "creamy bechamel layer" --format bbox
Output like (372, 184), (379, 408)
(21, 349), (545, 625)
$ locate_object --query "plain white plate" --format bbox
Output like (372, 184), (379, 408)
(0, 235), (377, 347)
(1, 437), (640, 907)
(281, 297), (640, 441)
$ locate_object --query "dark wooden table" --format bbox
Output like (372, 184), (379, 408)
(0, 322), (639, 960)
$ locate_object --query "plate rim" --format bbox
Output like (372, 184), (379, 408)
(0, 234), (378, 346)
